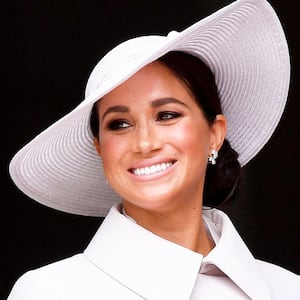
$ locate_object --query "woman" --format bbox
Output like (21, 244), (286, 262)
(7, 0), (300, 299)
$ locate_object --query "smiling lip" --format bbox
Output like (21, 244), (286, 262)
(129, 161), (176, 176)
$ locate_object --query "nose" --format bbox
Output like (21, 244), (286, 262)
(131, 124), (163, 154)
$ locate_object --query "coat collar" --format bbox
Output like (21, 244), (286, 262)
(84, 205), (202, 299)
(202, 208), (271, 300)
(84, 205), (271, 300)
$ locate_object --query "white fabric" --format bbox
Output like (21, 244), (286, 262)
(8, 205), (300, 300)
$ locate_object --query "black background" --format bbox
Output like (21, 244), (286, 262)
(2, 0), (299, 298)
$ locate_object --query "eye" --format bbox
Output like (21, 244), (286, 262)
(107, 119), (131, 130)
(156, 111), (182, 121)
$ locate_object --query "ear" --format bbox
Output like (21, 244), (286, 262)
(209, 114), (227, 152)
(93, 137), (102, 157)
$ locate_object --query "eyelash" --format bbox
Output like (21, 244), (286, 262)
(106, 111), (182, 131)
(156, 111), (182, 121)
(107, 119), (131, 130)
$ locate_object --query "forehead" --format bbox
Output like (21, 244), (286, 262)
(114, 60), (183, 88)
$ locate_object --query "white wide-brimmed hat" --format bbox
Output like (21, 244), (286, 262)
(9, 0), (290, 216)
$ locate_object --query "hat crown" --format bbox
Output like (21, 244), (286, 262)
(85, 35), (168, 99)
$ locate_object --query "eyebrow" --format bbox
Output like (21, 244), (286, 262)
(101, 97), (187, 121)
(151, 97), (188, 108)
(102, 105), (129, 121)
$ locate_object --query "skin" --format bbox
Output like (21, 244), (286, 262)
(94, 61), (226, 255)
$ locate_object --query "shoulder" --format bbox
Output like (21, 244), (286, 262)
(7, 254), (141, 300)
(256, 259), (300, 299)
(7, 254), (100, 300)
(7, 264), (60, 300)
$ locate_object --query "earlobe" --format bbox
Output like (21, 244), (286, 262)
(93, 138), (102, 157)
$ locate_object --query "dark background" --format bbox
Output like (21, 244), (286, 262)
(2, 0), (299, 298)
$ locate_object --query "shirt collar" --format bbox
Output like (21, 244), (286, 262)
(84, 205), (271, 300)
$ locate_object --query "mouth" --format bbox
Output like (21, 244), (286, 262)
(129, 161), (176, 176)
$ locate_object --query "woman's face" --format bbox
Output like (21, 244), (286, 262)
(94, 61), (225, 213)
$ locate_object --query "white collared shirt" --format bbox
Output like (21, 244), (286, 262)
(8, 205), (300, 300)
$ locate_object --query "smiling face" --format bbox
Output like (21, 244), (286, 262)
(94, 61), (226, 215)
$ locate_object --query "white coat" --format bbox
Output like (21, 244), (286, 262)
(8, 205), (300, 300)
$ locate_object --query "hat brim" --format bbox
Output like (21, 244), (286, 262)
(9, 0), (290, 216)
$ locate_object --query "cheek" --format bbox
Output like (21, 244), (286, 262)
(98, 135), (128, 170)
(168, 120), (210, 154)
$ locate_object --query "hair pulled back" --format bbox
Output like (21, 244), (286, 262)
(90, 51), (242, 207)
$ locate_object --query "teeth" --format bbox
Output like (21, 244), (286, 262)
(132, 162), (173, 176)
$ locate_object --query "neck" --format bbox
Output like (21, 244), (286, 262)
(123, 201), (214, 255)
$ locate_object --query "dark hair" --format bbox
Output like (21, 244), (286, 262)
(90, 51), (242, 207)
